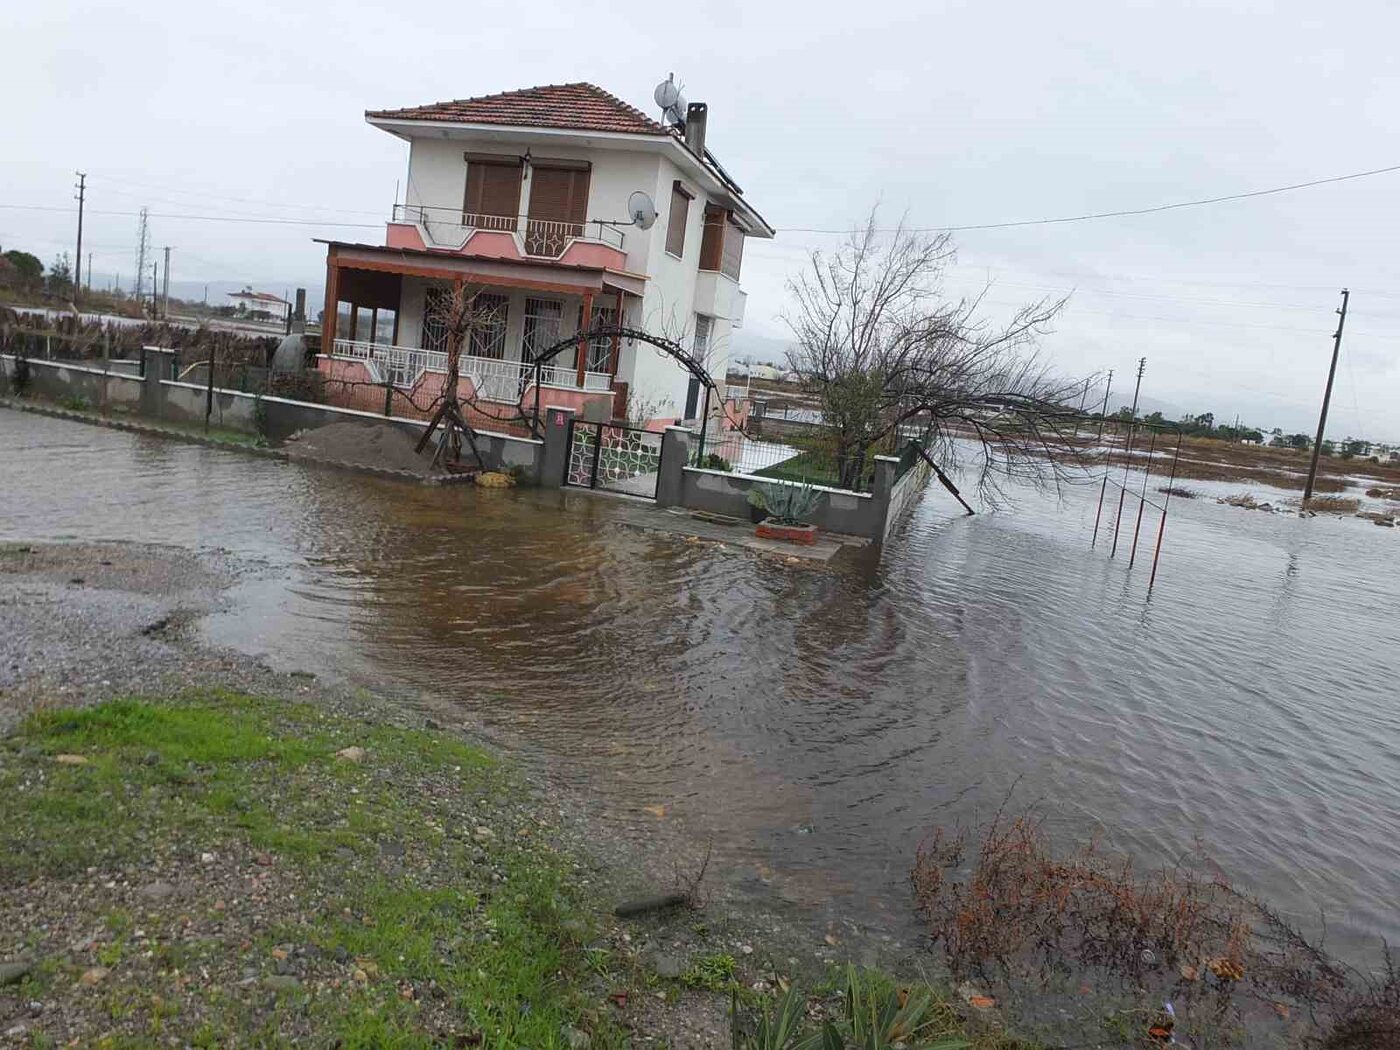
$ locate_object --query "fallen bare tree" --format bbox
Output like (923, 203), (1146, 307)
(784, 209), (1092, 502)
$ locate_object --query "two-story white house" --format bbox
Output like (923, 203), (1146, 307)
(318, 81), (773, 432)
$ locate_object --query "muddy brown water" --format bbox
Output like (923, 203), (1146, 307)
(3, 410), (1398, 962)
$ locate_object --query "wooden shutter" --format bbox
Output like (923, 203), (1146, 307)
(699, 203), (725, 270)
(528, 166), (590, 224)
(666, 181), (693, 258)
(464, 157), (521, 228)
(721, 216), (744, 279)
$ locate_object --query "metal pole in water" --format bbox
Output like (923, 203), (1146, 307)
(1148, 432), (1183, 592)
(1109, 420), (1140, 557)
(1090, 375), (1114, 548)
(1128, 429), (1157, 569)
(1302, 288), (1349, 504)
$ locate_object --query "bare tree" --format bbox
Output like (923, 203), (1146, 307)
(784, 208), (1090, 501)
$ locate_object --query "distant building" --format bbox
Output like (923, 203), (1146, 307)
(227, 290), (290, 318)
(728, 361), (789, 382)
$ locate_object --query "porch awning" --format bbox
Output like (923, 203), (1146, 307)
(319, 240), (646, 299)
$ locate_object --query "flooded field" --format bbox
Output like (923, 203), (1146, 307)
(3, 409), (1398, 959)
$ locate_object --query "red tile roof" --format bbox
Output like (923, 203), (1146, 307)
(366, 83), (669, 137)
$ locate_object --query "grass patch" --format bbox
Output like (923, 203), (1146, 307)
(0, 691), (620, 1046)
(1157, 485), (1200, 499)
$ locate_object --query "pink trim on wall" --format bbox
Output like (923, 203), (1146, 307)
(385, 223), (428, 251)
(382, 223), (627, 272)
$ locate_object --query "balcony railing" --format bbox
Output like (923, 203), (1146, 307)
(333, 338), (612, 398)
(391, 204), (624, 257)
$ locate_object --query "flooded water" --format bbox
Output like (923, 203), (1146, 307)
(3, 410), (1398, 959)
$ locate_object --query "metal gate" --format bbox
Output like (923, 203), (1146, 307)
(563, 420), (665, 499)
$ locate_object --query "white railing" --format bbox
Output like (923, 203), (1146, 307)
(334, 339), (446, 388)
(332, 339), (611, 397)
(390, 204), (624, 256)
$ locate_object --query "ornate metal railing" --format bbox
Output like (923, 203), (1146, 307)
(390, 204), (624, 255)
(332, 338), (610, 397)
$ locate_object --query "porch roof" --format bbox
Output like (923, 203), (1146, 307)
(318, 240), (647, 298)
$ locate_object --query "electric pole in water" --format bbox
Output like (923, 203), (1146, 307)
(1302, 289), (1350, 503)
(73, 172), (86, 304)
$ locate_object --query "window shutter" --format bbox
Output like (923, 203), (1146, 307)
(699, 203), (725, 270)
(529, 167), (590, 224)
(464, 159), (521, 227)
(666, 182), (693, 257)
(722, 216), (744, 279)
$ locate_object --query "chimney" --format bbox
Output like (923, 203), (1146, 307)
(292, 288), (307, 333)
(684, 102), (708, 156)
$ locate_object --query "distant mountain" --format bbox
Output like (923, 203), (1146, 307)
(728, 329), (792, 365)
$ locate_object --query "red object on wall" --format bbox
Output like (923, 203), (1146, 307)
(755, 522), (818, 545)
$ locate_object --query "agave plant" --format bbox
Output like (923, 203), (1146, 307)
(751, 481), (821, 526)
(733, 968), (972, 1050)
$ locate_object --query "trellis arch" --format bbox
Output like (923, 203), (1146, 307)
(524, 321), (721, 441)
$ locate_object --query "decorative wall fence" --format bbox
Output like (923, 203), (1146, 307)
(0, 352), (545, 483)
(1, 353), (930, 544)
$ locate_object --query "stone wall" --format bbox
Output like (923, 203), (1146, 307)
(655, 426), (926, 541)
(1, 353), (546, 484)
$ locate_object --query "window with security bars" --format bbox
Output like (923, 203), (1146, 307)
(582, 305), (618, 373)
(422, 287), (452, 354)
(693, 314), (714, 363)
(523, 298), (565, 367)
(468, 294), (509, 359)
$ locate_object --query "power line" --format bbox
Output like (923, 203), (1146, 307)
(8, 159), (1400, 237)
(780, 162), (1400, 233)
(0, 204), (379, 229)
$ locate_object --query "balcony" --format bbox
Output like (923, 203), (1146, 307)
(332, 338), (612, 399)
(389, 204), (625, 263)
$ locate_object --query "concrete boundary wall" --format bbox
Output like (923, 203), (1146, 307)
(1, 353), (546, 484)
(655, 426), (927, 542)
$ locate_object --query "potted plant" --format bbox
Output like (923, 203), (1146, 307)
(751, 481), (821, 545)
(745, 487), (769, 524)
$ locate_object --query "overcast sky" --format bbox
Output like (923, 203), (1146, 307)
(6, 0), (1398, 437)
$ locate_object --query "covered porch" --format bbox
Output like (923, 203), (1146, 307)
(319, 241), (646, 413)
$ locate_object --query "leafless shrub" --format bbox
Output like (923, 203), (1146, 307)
(911, 808), (1398, 1046)
(784, 208), (1091, 502)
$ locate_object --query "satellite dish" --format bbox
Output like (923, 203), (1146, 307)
(627, 190), (658, 230)
(653, 73), (687, 127)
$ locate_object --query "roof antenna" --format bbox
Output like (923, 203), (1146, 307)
(654, 73), (687, 128)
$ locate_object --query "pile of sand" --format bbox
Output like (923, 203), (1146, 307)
(283, 422), (439, 476)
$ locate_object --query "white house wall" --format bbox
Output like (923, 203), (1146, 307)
(398, 131), (749, 423)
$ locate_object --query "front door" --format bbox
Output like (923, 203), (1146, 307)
(683, 376), (700, 421)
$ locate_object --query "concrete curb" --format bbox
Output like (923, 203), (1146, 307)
(0, 397), (476, 487)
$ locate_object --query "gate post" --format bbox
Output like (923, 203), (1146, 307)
(540, 405), (576, 489)
(655, 426), (693, 509)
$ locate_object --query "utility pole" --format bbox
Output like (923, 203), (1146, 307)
(73, 172), (87, 303)
(134, 208), (150, 303)
(151, 263), (158, 314)
(1303, 289), (1350, 503)
(1096, 369), (1114, 440)
(86, 252), (92, 293)
(1129, 356), (1147, 417)
(161, 246), (172, 317)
